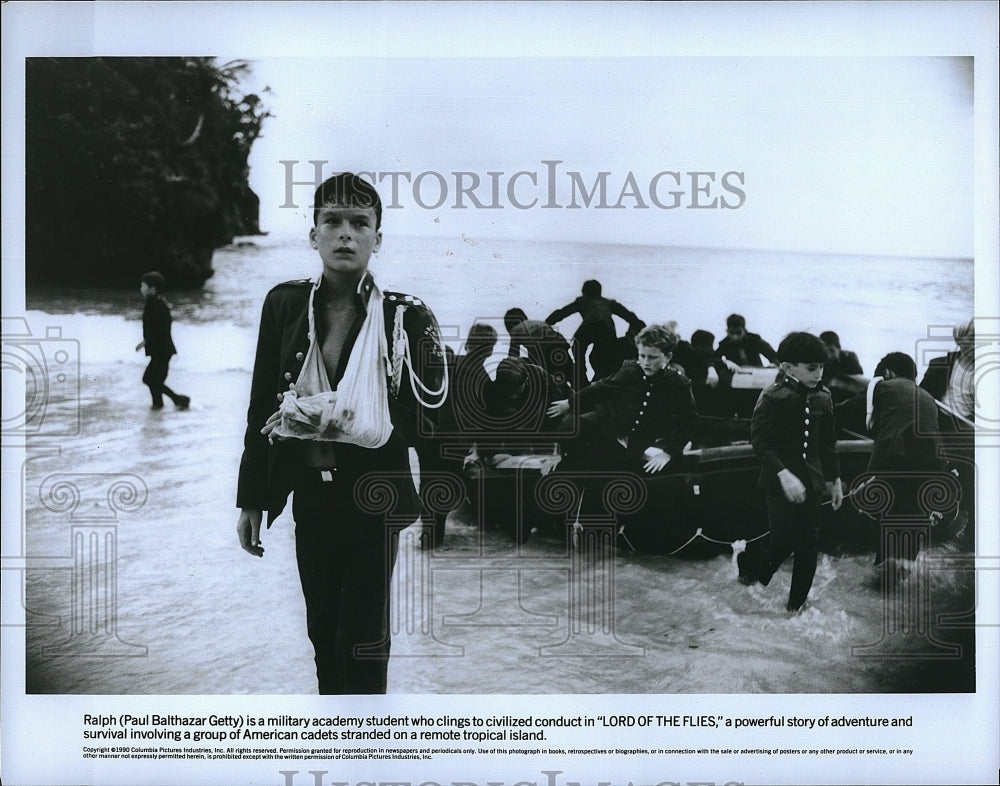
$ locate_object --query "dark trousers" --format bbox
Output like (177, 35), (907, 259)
(414, 441), (465, 548)
(752, 491), (822, 611)
(142, 355), (182, 407)
(291, 469), (397, 694)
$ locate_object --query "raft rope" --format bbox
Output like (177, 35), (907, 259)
(568, 470), (959, 559)
(820, 475), (875, 507)
(569, 486), (769, 556)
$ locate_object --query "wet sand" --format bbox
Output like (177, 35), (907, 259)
(22, 363), (975, 695)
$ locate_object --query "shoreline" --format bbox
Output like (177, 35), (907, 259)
(18, 362), (976, 695)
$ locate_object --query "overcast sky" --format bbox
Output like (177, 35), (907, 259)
(246, 56), (973, 259)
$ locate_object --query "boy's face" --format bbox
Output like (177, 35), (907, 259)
(637, 344), (670, 377)
(140, 282), (153, 297)
(781, 360), (824, 388)
(310, 204), (382, 280)
(726, 326), (746, 343)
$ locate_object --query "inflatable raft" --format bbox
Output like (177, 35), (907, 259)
(462, 367), (877, 556)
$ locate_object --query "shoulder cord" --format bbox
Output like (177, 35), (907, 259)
(392, 304), (449, 409)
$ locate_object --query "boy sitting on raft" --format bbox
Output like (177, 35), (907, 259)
(546, 323), (699, 477)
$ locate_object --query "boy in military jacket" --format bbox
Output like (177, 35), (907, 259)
(236, 173), (445, 694)
(742, 331), (843, 613)
(548, 324), (699, 475)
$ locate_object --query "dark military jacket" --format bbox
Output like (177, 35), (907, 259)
(717, 331), (778, 368)
(141, 294), (177, 358)
(572, 360), (699, 458)
(751, 375), (841, 494)
(236, 272), (445, 524)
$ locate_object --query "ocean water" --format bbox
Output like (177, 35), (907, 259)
(26, 231), (974, 379)
(19, 235), (976, 695)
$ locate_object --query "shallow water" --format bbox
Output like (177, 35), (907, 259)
(20, 363), (974, 695)
(19, 236), (976, 694)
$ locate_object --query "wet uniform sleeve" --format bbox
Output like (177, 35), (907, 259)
(750, 390), (787, 477)
(545, 299), (581, 326)
(237, 295), (279, 510)
(574, 364), (629, 412)
(820, 393), (842, 482)
(610, 299), (645, 332)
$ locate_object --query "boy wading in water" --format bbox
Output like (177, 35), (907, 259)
(135, 271), (190, 411)
(236, 173), (446, 693)
(740, 331), (843, 613)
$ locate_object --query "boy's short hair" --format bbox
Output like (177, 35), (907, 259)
(635, 324), (678, 354)
(504, 308), (528, 332)
(726, 313), (746, 330)
(495, 357), (528, 387)
(581, 279), (602, 297)
(777, 331), (827, 364)
(465, 322), (498, 353)
(691, 329), (715, 350)
(141, 271), (165, 289)
(819, 330), (841, 348)
(874, 352), (917, 380)
(953, 318), (975, 344)
(313, 172), (382, 229)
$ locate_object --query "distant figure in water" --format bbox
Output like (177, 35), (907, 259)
(545, 279), (645, 384)
(739, 331), (842, 614)
(135, 271), (190, 411)
(716, 313), (778, 368)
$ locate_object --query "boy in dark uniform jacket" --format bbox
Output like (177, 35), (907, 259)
(548, 324), (699, 475)
(741, 331), (842, 612)
(236, 173), (445, 694)
(836, 352), (948, 564)
(135, 271), (190, 410)
(717, 313), (778, 368)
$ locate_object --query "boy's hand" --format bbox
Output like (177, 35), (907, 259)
(237, 509), (264, 557)
(546, 399), (570, 418)
(260, 409), (284, 438)
(777, 469), (807, 504)
(539, 454), (562, 476)
(643, 452), (671, 473)
(826, 478), (843, 511)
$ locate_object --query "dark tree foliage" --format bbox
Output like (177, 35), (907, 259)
(26, 57), (271, 288)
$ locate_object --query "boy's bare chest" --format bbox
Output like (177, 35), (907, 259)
(314, 296), (360, 384)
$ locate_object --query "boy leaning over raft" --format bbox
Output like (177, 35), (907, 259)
(235, 173), (446, 694)
(739, 331), (843, 613)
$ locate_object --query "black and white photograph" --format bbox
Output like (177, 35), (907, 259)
(3, 3), (998, 786)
